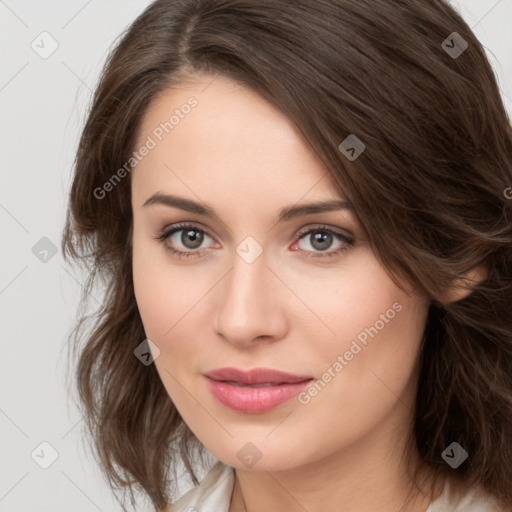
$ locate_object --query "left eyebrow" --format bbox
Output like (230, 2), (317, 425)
(142, 193), (353, 223)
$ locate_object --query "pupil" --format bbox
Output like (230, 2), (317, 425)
(182, 229), (203, 249)
(312, 231), (332, 251)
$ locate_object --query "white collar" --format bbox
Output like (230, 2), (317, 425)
(168, 460), (502, 512)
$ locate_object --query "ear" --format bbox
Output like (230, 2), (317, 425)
(443, 262), (488, 304)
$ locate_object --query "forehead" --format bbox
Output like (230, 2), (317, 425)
(131, 74), (343, 213)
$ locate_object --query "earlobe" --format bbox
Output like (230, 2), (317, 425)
(443, 262), (488, 304)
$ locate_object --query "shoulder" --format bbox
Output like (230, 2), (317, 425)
(167, 460), (235, 512)
(428, 480), (506, 512)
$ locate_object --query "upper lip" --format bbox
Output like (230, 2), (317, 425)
(203, 367), (313, 385)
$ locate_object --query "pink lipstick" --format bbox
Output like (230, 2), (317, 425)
(203, 367), (314, 413)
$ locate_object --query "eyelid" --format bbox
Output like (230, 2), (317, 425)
(295, 223), (353, 240)
(159, 221), (216, 240)
(162, 222), (217, 246)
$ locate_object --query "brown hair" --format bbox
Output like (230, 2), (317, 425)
(61, 0), (512, 510)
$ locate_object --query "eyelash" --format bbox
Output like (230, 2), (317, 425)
(153, 222), (354, 260)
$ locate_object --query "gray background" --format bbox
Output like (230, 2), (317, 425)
(1, 1), (511, 510)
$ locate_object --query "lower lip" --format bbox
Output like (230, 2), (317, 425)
(205, 377), (313, 413)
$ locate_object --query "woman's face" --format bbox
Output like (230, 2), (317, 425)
(131, 74), (430, 471)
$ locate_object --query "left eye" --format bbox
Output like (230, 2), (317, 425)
(292, 225), (354, 258)
(294, 227), (345, 252)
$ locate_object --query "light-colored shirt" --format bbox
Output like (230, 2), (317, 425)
(168, 460), (504, 512)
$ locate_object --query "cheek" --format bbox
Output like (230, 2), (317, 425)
(318, 291), (428, 418)
(285, 251), (404, 341)
(299, 295), (427, 456)
(132, 235), (176, 339)
(132, 243), (202, 408)
(300, 253), (428, 406)
(132, 237), (216, 343)
(330, 278), (426, 381)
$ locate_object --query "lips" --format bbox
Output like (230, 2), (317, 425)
(203, 367), (313, 386)
(203, 367), (314, 413)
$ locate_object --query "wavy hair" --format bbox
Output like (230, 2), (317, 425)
(61, 0), (512, 510)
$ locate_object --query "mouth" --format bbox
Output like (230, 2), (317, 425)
(203, 367), (314, 413)
(203, 367), (313, 386)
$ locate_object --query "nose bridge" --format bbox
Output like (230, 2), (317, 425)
(214, 245), (286, 344)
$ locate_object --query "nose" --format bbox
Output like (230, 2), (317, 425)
(213, 249), (288, 348)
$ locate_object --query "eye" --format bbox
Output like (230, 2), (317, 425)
(153, 222), (217, 258)
(292, 225), (354, 259)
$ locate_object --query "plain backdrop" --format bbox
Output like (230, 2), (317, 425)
(1, 1), (511, 510)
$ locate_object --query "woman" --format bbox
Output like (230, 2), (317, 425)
(61, 0), (512, 511)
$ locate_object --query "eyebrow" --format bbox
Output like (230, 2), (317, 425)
(142, 193), (353, 223)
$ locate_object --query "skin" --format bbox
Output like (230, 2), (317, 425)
(130, 74), (482, 512)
